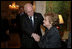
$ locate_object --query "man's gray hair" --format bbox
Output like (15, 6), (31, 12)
(24, 3), (33, 11)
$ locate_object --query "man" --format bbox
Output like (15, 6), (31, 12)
(20, 3), (44, 48)
(16, 6), (24, 39)
(0, 19), (10, 48)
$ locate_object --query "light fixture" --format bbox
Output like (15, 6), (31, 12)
(9, 1), (19, 10)
(58, 14), (64, 24)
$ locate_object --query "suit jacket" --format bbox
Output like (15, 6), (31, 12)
(20, 12), (44, 38)
(38, 26), (61, 48)
(0, 19), (9, 41)
(16, 12), (24, 32)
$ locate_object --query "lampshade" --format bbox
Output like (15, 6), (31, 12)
(58, 14), (64, 24)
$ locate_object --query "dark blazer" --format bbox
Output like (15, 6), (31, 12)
(38, 26), (61, 48)
(16, 13), (24, 39)
(16, 14), (21, 32)
(21, 12), (44, 37)
(0, 19), (9, 41)
(20, 12), (44, 48)
(16, 12), (24, 32)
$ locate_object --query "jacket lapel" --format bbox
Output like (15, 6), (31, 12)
(24, 13), (38, 32)
(25, 15), (33, 29)
(34, 13), (38, 31)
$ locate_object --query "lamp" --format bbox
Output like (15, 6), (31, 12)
(9, 2), (19, 10)
(58, 14), (64, 24)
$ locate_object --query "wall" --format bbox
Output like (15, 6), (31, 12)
(35, 1), (46, 17)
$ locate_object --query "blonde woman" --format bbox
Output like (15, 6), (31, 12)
(33, 12), (61, 48)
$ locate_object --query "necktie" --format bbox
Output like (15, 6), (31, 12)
(30, 16), (34, 28)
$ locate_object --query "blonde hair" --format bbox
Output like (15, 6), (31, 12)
(44, 12), (59, 26)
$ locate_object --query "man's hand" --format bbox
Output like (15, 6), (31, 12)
(31, 33), (40, 42)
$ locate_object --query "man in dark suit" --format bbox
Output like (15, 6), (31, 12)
(16, 6), (24, 39)
(0, 19), (10, 48)
(20, 3), (44, 48)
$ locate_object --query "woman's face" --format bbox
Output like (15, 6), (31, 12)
(43, 16), (51, 27)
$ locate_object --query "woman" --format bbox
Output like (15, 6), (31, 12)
(33, 12), (61, 48)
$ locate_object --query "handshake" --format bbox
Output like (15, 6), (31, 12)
(31, 33), (40, 42)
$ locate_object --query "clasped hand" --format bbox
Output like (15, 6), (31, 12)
(32, 33), (40, 42)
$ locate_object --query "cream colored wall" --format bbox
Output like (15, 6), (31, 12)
(35, 1), (46, 18)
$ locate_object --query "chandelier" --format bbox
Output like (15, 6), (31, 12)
(9, 1), (19, 10)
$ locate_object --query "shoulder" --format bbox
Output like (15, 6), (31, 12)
(34, 12), (42, 15)
(51, 26), (59, 32)
(19, 14), (27, 23)
(34, 12), (43, 20)
(48, 26), (59, 36)
(21, 13), (27, 18)
(34, 12), (43, 16)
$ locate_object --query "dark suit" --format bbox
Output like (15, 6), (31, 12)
(38, 26), (61, 48)
(20, 12), (44, 48)
(16, 12), (24, 39)
(0, 19), (10, 41)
